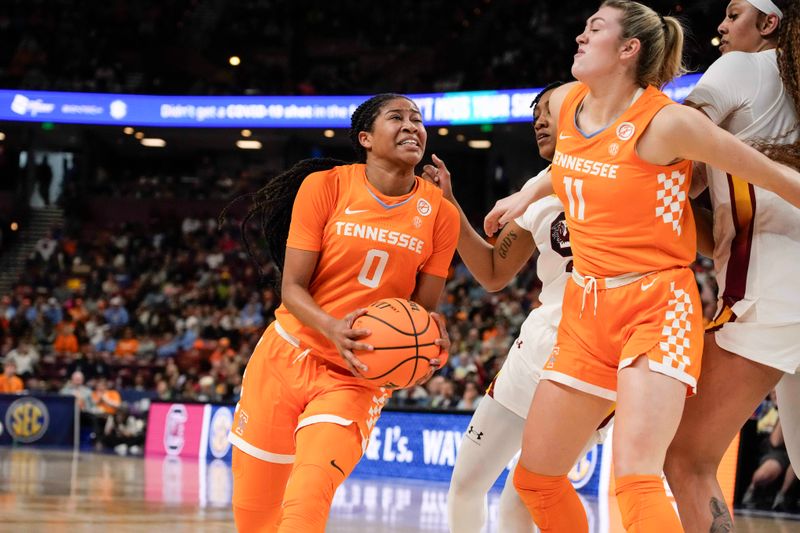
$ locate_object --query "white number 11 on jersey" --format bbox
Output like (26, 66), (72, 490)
(563, 176), (586, 220)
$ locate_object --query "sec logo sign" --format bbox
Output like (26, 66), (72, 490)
(5, 397), (49, 443)
(568, 444), (598, 489)
(209, 408), (233, 459)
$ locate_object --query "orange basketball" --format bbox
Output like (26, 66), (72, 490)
(352, 298), (444, 390)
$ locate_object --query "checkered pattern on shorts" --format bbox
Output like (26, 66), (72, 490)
(656, 171), (687, 235)
(363, 389), (388, 452)
(659, 281), (693, 373)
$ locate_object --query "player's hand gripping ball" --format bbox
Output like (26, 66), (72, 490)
(352, 298), (445, 389)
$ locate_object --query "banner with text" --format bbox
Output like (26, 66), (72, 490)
(0, 74), (701, 128)
(352, 409), (603, 496)
(144, 403), (603, 494)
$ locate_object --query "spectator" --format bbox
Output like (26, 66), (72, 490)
(36, 158), (53, 206)
(90, 377), (122, 417)
(239, 298), (264, 333)
(742, 413), (798, 511)
(431, 379), (459, 410)
(93, 326), (117, 354)
(31, 315), (56, 353)
(4, 341), (40, 379)
(114, 327), (139, 358)
(196, 375), (219, 403)
(103, 296), (130, 330)
(102, 406), (145, 456)
(53, 322), (79, 355)
(60, 370), (93, 411)
(456, 381), (483, 411)
(425, 375), (446, 407)
(43, 298), (64, 325)
(208, 337), (235, 365)
(154, 379), (172, 401)
(66, 344), (111, 382)
(0, 361), (24, 394)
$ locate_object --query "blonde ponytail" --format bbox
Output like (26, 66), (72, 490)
(601, 0), (687, 87)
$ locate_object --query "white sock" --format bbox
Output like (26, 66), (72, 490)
(447, 396), (530, 533)
(498, 455), (536, 533)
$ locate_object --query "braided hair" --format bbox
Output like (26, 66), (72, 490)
(220, 93), (415, 289)
(752, 0), (800, 169)
(349, 93), (411, 162)
(530, 81), (565, 126)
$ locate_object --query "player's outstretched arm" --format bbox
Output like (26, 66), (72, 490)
(661, 105), (800, 209)
(421, 155), (536, 291)
(281, 246), (371, 376)
(483, 175), (554, 237)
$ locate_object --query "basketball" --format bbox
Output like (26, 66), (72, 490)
(352, 298), (444, 389)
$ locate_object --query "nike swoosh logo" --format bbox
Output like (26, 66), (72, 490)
(641, 278), (658, 291)
(345, 207), (368, 215)
(330, 459), (345, 476)
(559, 133), (572, 140)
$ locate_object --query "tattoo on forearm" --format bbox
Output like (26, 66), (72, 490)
(498, 231), (518, 259)
(709, 497), (733, 533)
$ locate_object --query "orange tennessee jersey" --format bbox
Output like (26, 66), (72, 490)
(551, 84), (696, 278)
(274, 164), (460, 367)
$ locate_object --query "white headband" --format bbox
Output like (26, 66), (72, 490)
(745, 0), (784, 20)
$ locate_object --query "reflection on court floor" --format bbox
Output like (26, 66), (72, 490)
(331, 475), (599, 532)
(0, 448), (797, 533)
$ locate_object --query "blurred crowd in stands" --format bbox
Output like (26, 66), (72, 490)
(0, 0), (720, 96)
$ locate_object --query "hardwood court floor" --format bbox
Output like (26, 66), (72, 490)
(0, 448), (797, 532)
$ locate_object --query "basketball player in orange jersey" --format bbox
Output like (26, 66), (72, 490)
(662, 1), (800, 530)
(224, 93), (460, 533)
(426, 83), (609, 533)
(481, 1), (800, 531)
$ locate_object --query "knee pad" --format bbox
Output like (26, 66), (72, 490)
(615, 475), (682, 532)
(513, 465), (587, 532)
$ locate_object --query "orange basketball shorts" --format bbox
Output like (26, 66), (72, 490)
(228, 321), (390, 463)
(541, 267), (704, 400)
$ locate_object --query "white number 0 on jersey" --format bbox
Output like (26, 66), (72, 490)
(357, 249), (389, 288)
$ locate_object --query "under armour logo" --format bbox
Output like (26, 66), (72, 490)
(468, 425), (484, 440)
(516, 339), (523, 349)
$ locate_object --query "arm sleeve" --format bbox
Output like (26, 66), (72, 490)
(420, 199), (460, 278)
(685, 52), (753, 125)
(286, 169), (338, 252)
